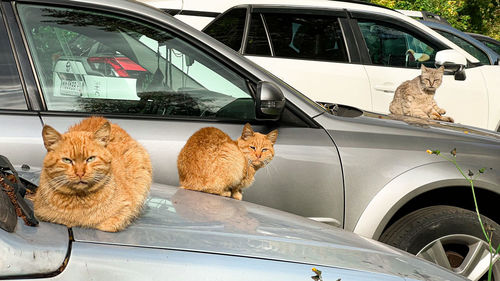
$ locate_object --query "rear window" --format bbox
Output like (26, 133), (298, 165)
(204, 8), (247, 52)
(262, 13), (348, 62)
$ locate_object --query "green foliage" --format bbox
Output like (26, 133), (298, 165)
(427, 148), (498, 281)
(370, 0), (499, 40)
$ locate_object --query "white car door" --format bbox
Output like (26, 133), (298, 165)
(356, 18), (489, 129)
(247, 56), (371, 109)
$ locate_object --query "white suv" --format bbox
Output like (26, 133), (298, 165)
(141, 0), (500, 132)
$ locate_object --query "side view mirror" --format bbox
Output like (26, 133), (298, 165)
(435, 49), (467, 81)
(255, 81), (285, 120)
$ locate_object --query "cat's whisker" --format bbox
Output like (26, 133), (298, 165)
(267, 162), (278, 176)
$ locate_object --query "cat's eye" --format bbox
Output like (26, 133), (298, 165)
(62, 158), (73, 164)
(86, 156), (96, 163)
(262, 148), (268, 152)
(250, 146), (256, 150)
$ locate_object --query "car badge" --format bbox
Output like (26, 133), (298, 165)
(66, 61), (71, 72)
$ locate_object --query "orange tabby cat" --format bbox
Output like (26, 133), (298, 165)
(177, 123), (278, 200)
(34, 117), (152, 232)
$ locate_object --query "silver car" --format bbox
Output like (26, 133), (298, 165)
(1, 168), (468, 281)
(0, 0), (499, 279)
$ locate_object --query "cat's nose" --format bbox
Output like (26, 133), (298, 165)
(75, 170), (85, 178)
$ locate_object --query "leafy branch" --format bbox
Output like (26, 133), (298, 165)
(427, 148), (498, 280)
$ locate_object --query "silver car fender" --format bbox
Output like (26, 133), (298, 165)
(353, 161), (499, 240)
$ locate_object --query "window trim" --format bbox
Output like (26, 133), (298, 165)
(260, 13), (275, 57)
(241, 12), (274, 57)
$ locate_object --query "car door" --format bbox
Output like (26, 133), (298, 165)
(0, 3), (45, 171)
(351, 14), (489, 128)
(14, 2), (344, 227)
(204, 7), (373, 110)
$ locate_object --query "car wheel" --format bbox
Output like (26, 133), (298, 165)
(380, 205), (500, 281)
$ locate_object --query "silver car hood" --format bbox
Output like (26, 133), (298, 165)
(319, 105), (499, 142)
(73, 184), (465, 281)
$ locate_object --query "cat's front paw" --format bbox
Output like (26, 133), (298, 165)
(221, 191), (232, 198)
(437, 108), (446, 115)
(441, 116), (454, 123)
(231, 191), (243, 200)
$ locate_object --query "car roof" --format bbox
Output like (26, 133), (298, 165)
(140, 0), (390, 14)
(69, 183), (464, 280)
(421, 20), (500, 64)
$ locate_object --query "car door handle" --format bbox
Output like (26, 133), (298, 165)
(374, 85), (396, 93)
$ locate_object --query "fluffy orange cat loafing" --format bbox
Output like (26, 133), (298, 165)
(177, 124), (278, 200)
(34, 117), (152, 232)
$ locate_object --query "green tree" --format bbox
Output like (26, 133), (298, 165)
(370, 0), (499, 40)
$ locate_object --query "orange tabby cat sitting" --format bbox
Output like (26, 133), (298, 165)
(177, 124), (278, 200)
(34, 117), (152, 232)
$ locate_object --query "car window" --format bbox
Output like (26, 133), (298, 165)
(245, 14), (271, 56)
(262, 13), (349, 62)
(203, 8), (247, 52)
(0, 12), (26, 110)
(482, 41), (500, 56)
(17, 4), (255, 120)
(435, 30), (490, 65)
(358, 20), (439, 68)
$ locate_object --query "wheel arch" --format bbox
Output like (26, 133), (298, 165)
(353, 161), (500, 240)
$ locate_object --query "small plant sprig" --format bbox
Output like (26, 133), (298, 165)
(427, 148), (499, 281)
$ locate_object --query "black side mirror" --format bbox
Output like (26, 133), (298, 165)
(440, 62), (466, 81)
(255, 81), (285, 120)
(435, 49), (467, 81)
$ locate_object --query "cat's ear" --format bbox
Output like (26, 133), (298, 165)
(267, 129), (278, 144)
(241, 123), (254, 140)
(420, 64), (427, 71)
(437, 65), (445, 72)
(94, 122), (111, 147)
(42, 125), (62, 151)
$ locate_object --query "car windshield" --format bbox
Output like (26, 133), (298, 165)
(482, 40), (500, 56)
(17, 4), (254, 119)
(435, 30), (490, 65)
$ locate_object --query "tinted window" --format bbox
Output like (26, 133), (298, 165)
(204, 8), (247, 52)
(436, 30), (490, 64)
(358, 20), (439, 68)
(0, 12), (26, 110)
(262, 13), (348, 62)
(481, 41), (500, 56)
(18, 4), (255, 120)
(245, 14), (271, 56)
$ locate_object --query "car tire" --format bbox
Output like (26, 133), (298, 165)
(380, 205), (500, 281)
